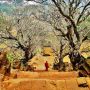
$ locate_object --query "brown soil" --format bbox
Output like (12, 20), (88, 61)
(0, 71), (90, 90)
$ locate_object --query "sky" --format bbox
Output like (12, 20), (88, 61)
(0, 0), (23, 4)
(0, 0), (44, 4)
(0, 0), (52, 5)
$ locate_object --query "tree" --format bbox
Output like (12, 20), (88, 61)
(0, 11), (57, 66)
(51, 0), (90, 70)
(29, 0), (90, 70)
(0, 15), (35, 66)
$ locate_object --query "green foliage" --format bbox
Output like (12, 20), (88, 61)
(0, 16), (4, 22)
(78, 17), (90, 29)
(77, 16), (90, 38)
(6, 52), (15, 63)
(0, 14), (9, 31)
(0, 15), (5, 25)
(33, 47), (42, 55)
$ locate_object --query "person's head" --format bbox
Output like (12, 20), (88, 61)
(46, 61), (48, 63)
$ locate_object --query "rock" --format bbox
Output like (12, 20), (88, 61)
(12, 60), (21, 69)
(0, 74), (4, 81)
(11, 74), (17, 79)
(28, 54), (55, 70)
(23, 65), (35, 71)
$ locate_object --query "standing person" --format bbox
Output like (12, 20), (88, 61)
(45, 61), (49, 71)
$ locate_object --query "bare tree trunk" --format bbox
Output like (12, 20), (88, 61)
(69, 49), (83, 70)
(24, 49), (30, 62)
(22, 48), (33, 66)
(57, 38), (65, 71)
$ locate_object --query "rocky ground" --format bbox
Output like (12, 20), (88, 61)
(0, 71), (90, 90)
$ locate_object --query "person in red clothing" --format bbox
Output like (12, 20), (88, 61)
(45, 61), (49, 71)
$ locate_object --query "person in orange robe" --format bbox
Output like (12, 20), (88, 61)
(45, 61), (49, 71)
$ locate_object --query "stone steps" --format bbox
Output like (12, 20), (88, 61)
(1, 77), (90, 90)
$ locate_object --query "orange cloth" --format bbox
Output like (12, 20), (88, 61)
(45, 61), (49, 71)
